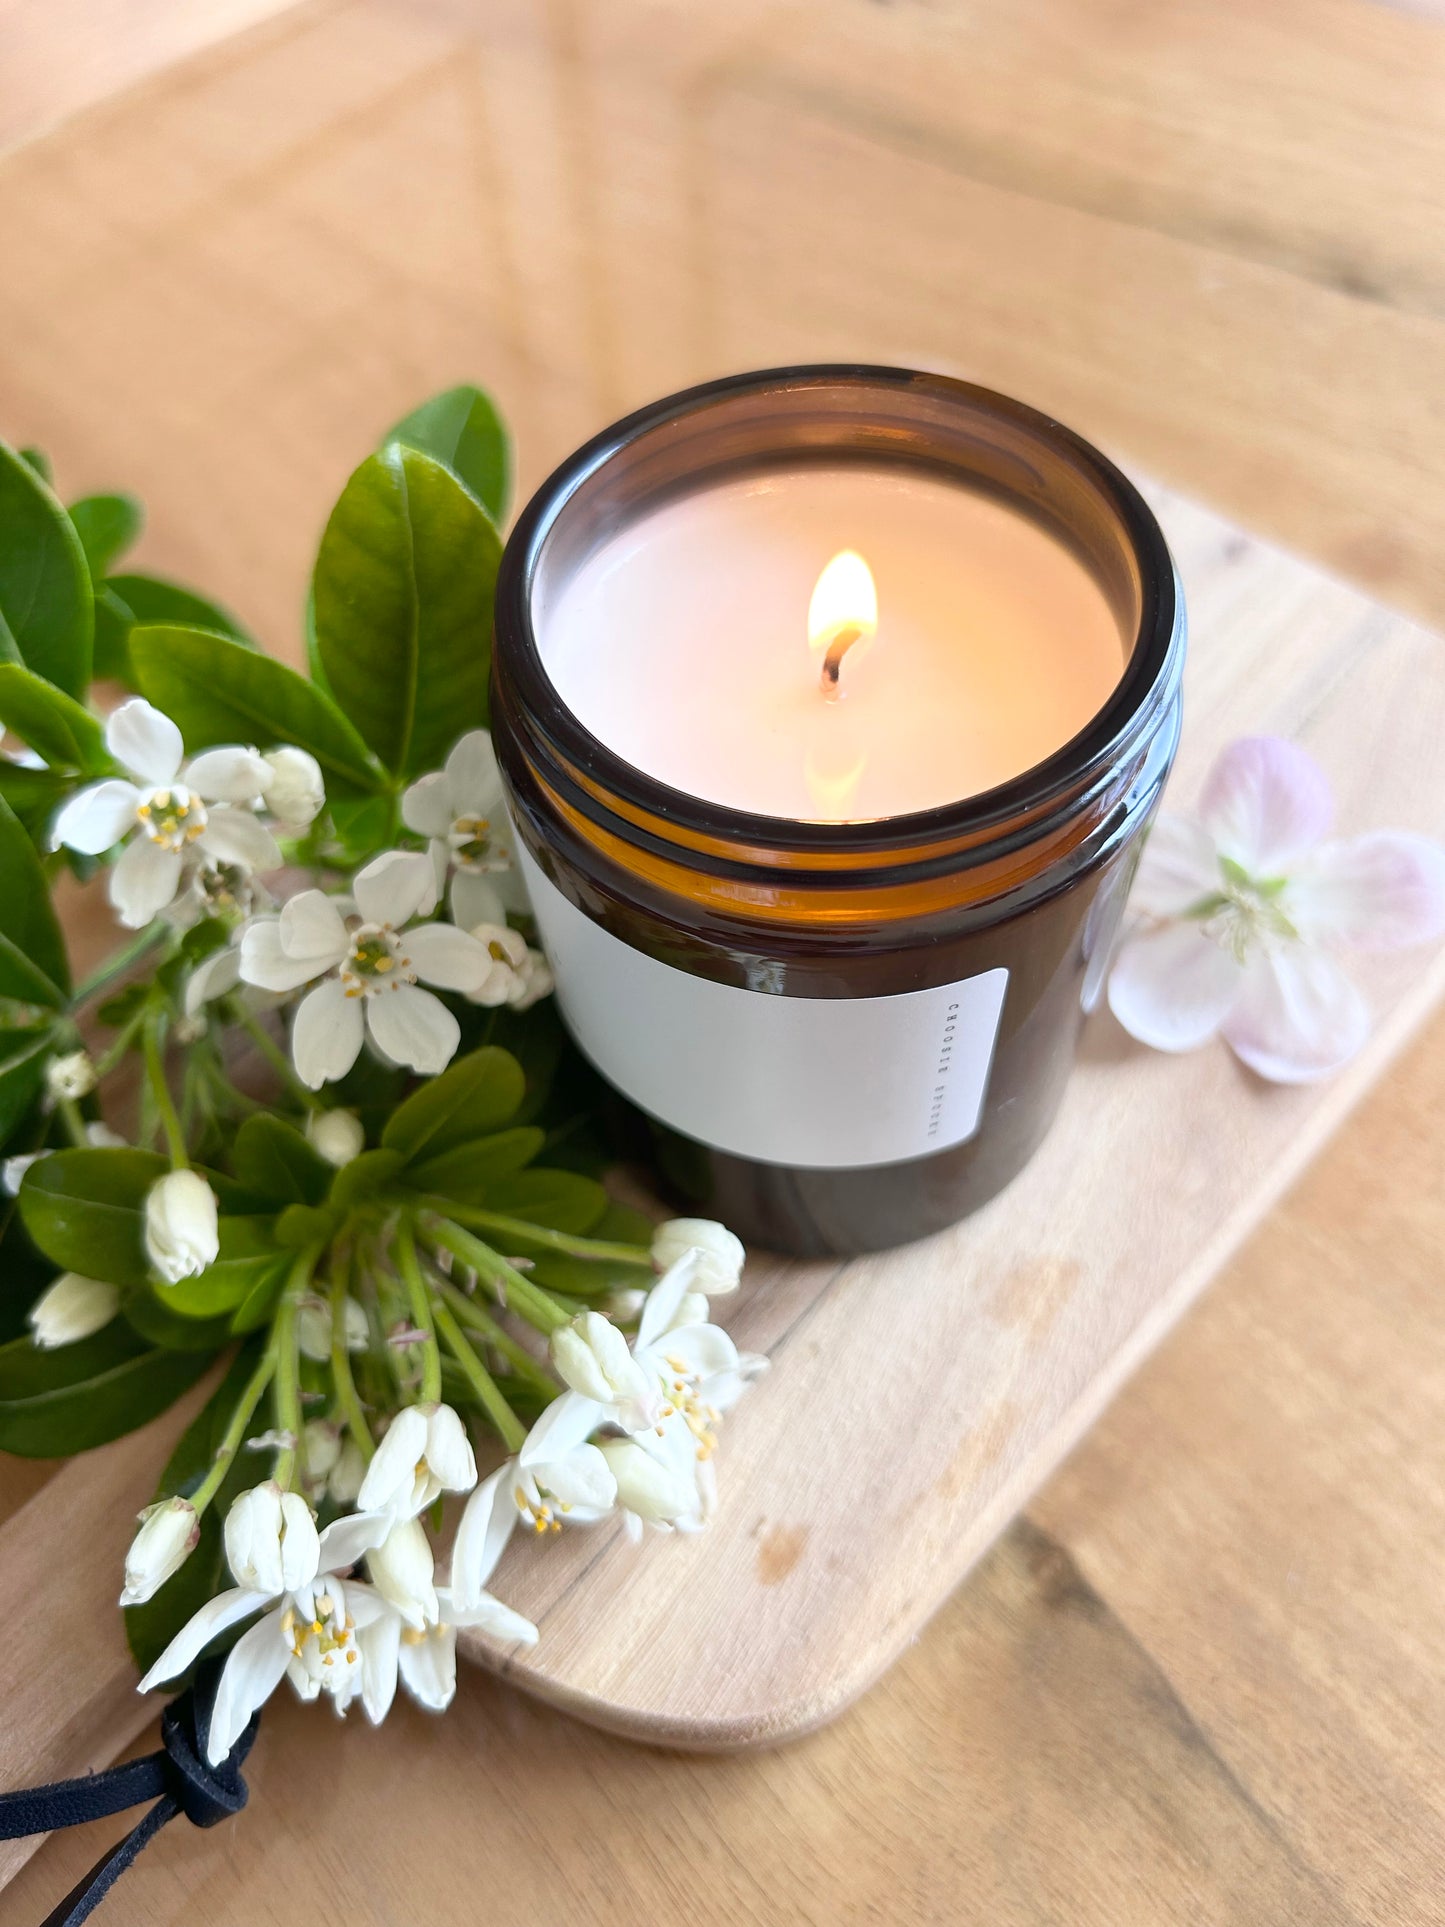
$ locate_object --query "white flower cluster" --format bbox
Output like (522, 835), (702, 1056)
(55, 706), (555, 1088)
(130, 1224), (762, 1764)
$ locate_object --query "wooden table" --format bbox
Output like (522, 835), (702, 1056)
(3, 2), (1445, 1919)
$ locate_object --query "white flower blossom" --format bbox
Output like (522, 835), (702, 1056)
(464, 912), (530, 1007)
(401, 729), (527, 927)
(1109, 736), (1445, 1082)
(651, 1218), (745, 1297)
(305, 1107), (365, 1167)
(137, 1509), (395, 1764)
(28, 1272), (118, 1347)
(356, 1401), (477, 1521)
(45, 1051), (96, 1102)
(260, 746), (325, 831)
(451, 1402), (616, 1604)
(143, 1169), (220, 1282)
(552, 1253), (765, 1461)
(363, 1582), (538, 1720)
(239, 851), (494, 1088)
(120, 1497), (199, 1606)
(52, 699), (279, 928)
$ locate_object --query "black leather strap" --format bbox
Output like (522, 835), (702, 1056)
(0, 1661), (259, 1925)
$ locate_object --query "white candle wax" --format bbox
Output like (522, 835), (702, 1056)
(537, 465), (1125, 822)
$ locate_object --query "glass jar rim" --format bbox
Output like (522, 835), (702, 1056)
(493, 364), (1183, 861)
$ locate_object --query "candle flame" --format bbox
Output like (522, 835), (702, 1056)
(808, 550), (877, 698)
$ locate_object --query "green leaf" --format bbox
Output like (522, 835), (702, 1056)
(313, 446), (501, 777)
(19, 447), (52, 484)
(130, 624), (385, 797)
(274, 1202), (337, 1250)
(0, 794), (71, 1006)
(483, 1168), (609, 1234)
(383, 385), (511, 523)
(0, 1026), (55, 1149)
(382, 1046), (525, 1162)
(126, 1347), (258, 1676)
(18, 1147), (169, 1286)
(229, 1265), (286, 1334)
(0, 759), (70, 846)
(328, 1146), (404, 1213)
(405, 1126), (544, 1204)
(231, 1114), (331, 1206)
(328, 792), (394, 862)
(95, 574), (252, 686)
(152, 1215), (286, 1318)
(0, 663), (107, 771)
(124, 1284), (234, 1351)
(0, 1321), (209, 1456)
(0, 442), (93, 696)
(68, 493), (144, 578)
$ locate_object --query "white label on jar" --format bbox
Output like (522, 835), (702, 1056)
(519, 849), (1008, 1171)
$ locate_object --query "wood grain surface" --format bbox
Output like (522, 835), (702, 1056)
(3, 0), (1445, 1919)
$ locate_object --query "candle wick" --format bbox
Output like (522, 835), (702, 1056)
(819, 624), (862, 701)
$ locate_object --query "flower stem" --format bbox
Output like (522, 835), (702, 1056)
(270, 1246), (317, 1489)
(142, 1013), (188, 1168)
(328, 1247), (374, 1461)
(236, 1008), (321, 1111)
(432, 1298), (527, 1452)
(56, 1098), (90, 1148)
(423, 1217), (569, 1335)
(189, 1345), (277, 1516)
(72, 924), (168, 1006)
(91, 1005), (148, 1082)
(435, 1276), (560, 1399)
(394, 1218), (442, 1405)
(420, 1201), (650, 1265)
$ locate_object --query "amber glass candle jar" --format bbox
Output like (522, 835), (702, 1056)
(491, 367), (1185, 1256)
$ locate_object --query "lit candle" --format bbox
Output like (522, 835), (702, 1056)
(537, 466), (1125, 822)
(492, 369), (1186, 1256)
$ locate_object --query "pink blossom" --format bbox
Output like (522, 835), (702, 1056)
(1108, 736), (1445, 1083)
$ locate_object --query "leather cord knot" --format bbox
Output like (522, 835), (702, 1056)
(0, 1658), (262, 1925)
(159, 1657), (259, 1828)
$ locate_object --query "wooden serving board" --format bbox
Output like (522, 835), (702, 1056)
(3, 482), (1444, 1871)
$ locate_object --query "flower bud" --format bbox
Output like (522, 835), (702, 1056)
(507, 947), (554, 1012)
(224, 1480), (319, 1595)
(144, 1170), (220, 1283)
(305, 1107), (365, 1168)
(551, 1311), (658, 1430)
(328, 1436), (366, 1506)
(120, 1496), (199, 1606)
(297, 1293), (367, 1362)
(300, 1419), (342, 1492)
(366, 1514), (437, 1630)
(3, 1148), (50, 1196)
(29, 1272), (119, 1348)
(650, 1218), (745, 1296)
(261, 745), (325, 829)
(598, 1435), (700, 1526)
(46, 1050), (96, 1101)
